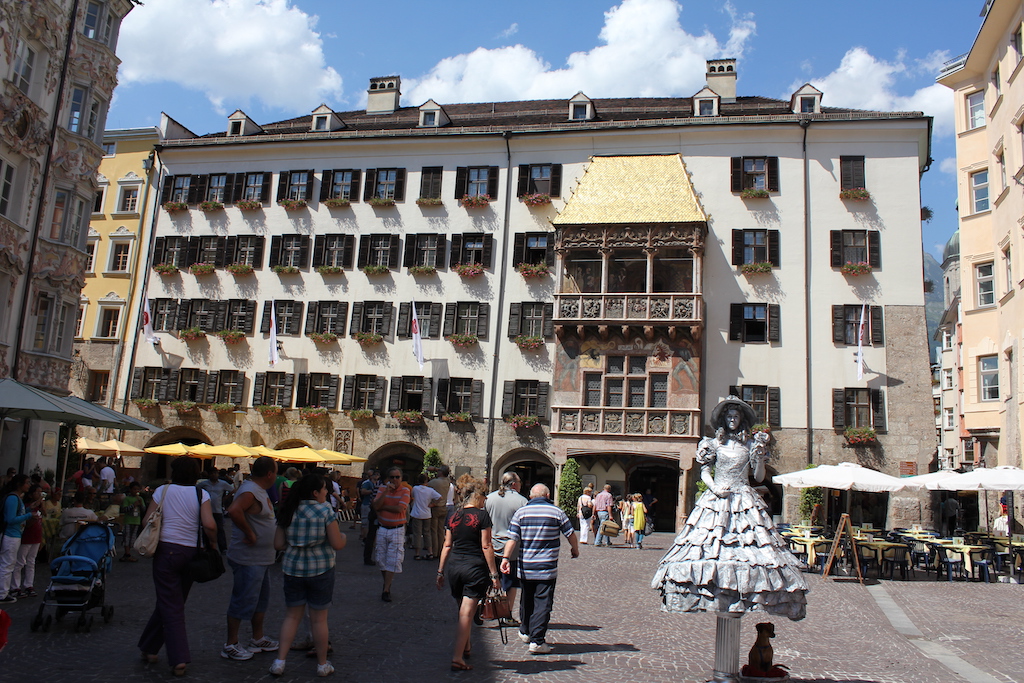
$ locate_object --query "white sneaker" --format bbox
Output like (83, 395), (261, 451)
(221, 643), (254, 661)
(317, 661), (335, 677)
(269, 659), (286, 676)
(517, 631), (530, 643)
(529, 642), (553, 654)
(247, 636), (279, 652)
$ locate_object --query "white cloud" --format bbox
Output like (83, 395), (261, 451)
(117, 0), (342, 114)
(791, 47), (954, 135)
(404, 0), (753, 105)
(939, 157), (958, 174)
(498, 23), (519, 39)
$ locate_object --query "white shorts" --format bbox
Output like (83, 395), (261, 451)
(373, 526), (405, 573)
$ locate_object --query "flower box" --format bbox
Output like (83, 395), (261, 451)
(179, 326), (206, 342)
(839, 187), (870, 200)
(521, 193), (551, 206)
(446, 333), (479, 348)
(272, 265), (300, 274)
(154, 263), (179, 275)
(236, 200), (263, 211)
(133, 398), (158, 410)
(163, 201), (188, 212)
(199, 201), (224, 212)
(840, 261), (872, 276)
(216, 329), (246, 344)
(348, 409), (375, 421)
(453, 262), (484, 278)
(368, 196), (396, 207)
(278, 198), (307, 210)
(170, 400), (197, 414)
(211, 403), (237, 415)
(353, 331), (384, 346)
(323, 198), (351, 209)
(844, 427), (877, 445)
(751, 423), (772, 438)
(516, 262), (550, 279)
(441, 411), (472, 423)
(300, 406), (329, 420)
(309, 331), (338, 344)
(513, 335), (544, 350)
(316, 265), (344, 275)
(392, 410), (424, 425)
(416, 197), (443, 207)
(255, 404), (284, 417)
(461, 194), (491, 208)
(740, 188), (770, 199)
(361, 264), (390, 275)
(190, 262), (216, 276)
(226, 263), (254, 276)
(409, 265), (437, 276)
(740, 262), (773, 275)
(505, 414), (540, 429)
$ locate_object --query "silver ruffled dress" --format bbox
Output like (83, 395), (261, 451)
(652, 436), (808, 621)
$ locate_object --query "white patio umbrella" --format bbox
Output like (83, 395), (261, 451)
(928, 466), (1024, 491)
(898, 470), (961, 489)
(773, 462), (906, 492)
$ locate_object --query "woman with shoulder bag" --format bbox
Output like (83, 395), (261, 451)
(620, 495), (635, 548)
(137, 457), (217, 677)
(576, 487), (594, 545)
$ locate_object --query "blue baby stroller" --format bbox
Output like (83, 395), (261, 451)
(31, 521), (116, 633)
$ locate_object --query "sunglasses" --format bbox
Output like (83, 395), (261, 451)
(388, 475), (401, 480)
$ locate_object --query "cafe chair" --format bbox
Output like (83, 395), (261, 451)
(990, 540), (1011, 575)
(1014, 547), (1024, 583)
(881, 545), (913, 581)
(967, 546), (996, 583)
(930, 543), (965, 582)
(855, 544), (878, 578)
(909, 540), (930, 573)
(812, 541), (832, 575)
(787, 539), (808, 566)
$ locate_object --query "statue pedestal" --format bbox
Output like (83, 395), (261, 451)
(710, 611), (742, 682)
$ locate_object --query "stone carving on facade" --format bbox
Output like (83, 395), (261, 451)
(625, 412), (645, 434)
(96, 173), (108, 185)
(110, 225), (134, 236)
(649, 298), (670, 319)
(605, 298), (624, 318)
(605, 412), (622, 433)
(333, 429), (353, 455)
(72, 39), (120, 96)
(52, 131), (103, 184)
(17, 351), (71, 393)
(0, 86), (50, 160)
(648, 414), (667, 434)
(561, 412), (579, 432)
(670, 413), (691, 435)
(0, 346), (8, 379)
(0, 217), (29, 273)
(33, 239), (88, 289)
(556, 223), (706, 253)
(118, 171), (143, 183)
(1, 0), (67, 96)
(580, 411), (600, 432)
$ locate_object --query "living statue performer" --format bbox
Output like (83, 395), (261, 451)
(652, 396), (807, 682)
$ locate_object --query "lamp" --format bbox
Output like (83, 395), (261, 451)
(233, 409), (248, 429)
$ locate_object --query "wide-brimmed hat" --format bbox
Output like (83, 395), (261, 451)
(710, 395), (757, 428)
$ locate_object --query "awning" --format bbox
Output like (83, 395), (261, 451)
(552, 154), (707, 226)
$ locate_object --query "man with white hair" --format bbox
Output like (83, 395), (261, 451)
(499, 483), (579, 654)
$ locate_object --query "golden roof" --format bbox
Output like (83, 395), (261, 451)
(552, 154), (707, 225)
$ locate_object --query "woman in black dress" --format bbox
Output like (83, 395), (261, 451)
(435, 475), (500, 671)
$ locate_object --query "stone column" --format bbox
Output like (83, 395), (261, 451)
(712, 611), (743, 682)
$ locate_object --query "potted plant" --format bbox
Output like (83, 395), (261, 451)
(255, 404), (284, 417)
(299, 406), (329, 420)
(441, 411), (472, 423)
(416, 197), (443, 207)
(361, 263), (390, 275)
(278, 198), (307, 210)
(236, 199), (263, 211)
(516, 262), (550, 279)
(446, 333), (479, 348)
(316, 265), (344, 275)
(179, 326), (206, 342)
(154, 263), (179, 275)
(844, 426), (878, 445)
(840, 261), (872, 276)
(461, 194), (490, 208)
(169, 400), (197, 414)
(513, 335), (544, 350)
(522, 193), (551, 206)
(348, 409), (375, 421)
(367, 196), (396, 207)
(272, 264), (300, 274)
(751, 423), (772, 438)
(190, 262), (216, 276)
(740, 188), (770, 199)
(216, 329), (246, 344)
(353, 331), (384, 346)
(226, 263), (254, 276)
(453, 262), (484, 278)
(505, 414), (540, 429)
(309, 331), (338, 344)
(199, 200), (224, 212)
(392, 410), (424, 425)
(740, 262), (773, 275)
(133, 398), (158, 410)
(839, 187), (870, 200)
(163, 201), (188, 212)
(409, 265), (437, 276)
(210, 402), (236, 415)
(323, 198), (351, 209)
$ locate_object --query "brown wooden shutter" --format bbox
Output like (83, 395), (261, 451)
(350, 170), (361, 202)
(288, 303), (304, 335)
(382, 304), (394, 342)
(278, 373), (292, 407)
(767, 387), (781, 428)
(268, 236), (283, 267)
(732, 230), (744, 265)
(482, 234), (494, 268)
(260, 301), (272, 333)
(729, 303), (744, 341)
(184, 237), (200, 267)
(342, 235), (355, 268)
(840, 156), (866, 190)
(363, 169), (377, 201)
(766, 157), (780, 193)
(388, 235), (400, 269)
(403, 235), (417, 267)
(373, 377), (387, 411)
(152, 237), (166, 266)
(429, 303), (442, 339)
(295, 374), (309, 408)
(396, 302), (411, 338)
(517, 165), (529, 196)
(730, 157), (743, 193)
(830, 231), (843, 267)
(449, 234), (463, 267)
(543, 303), (554, 338)
(476, 302), (490, 340)
(537, 381), (550, 421)
(871, 389), (886, 432)
(242, 300), (256, 333)
(304, 302), (319, 335)
(298, 236), (311, 268)
(175, 300), (192, 331)
(544, 238), (555, 267)
(420, 378), (433, 416)
(768, 304), (780, 342)
(486, 166), (499, 199)
(454, 167), (468, 198)
(252, 372), (266, 406)
(161, 175), (174, 203)
(870, 306), (884, 344)
(319, 170), (333, 202)
(326, 375), (340, 410)
(550, 164), (562, 198)
(435, 378), (449, 415)
(388, 376), (403, 411)
(259, 173), (271, 203)
(393, 169), (406, 202)
(501, 381), (515, 417)
(729, 385), (740, 397)
(335, 302), (348, 336)
(833, 388), (847, 429)
(470, 380), (484, 417)
(302, 169), (314, 200)
(508, 302), (522, 337)
(252, 237), (265, 269)
(357, 236), (370, 267)
(867, 231), (881, 269)
(832, 306), (846, 344)
(513, 233), (525, 265)
(212, 300), (228, 332)
(341, 375), (355, 410)
(204, 371), (219, 404)
(188, 175), (207, 204)
(443, 303), (456, 337)
(350, 302), (363, 334)
(312, 235), (326, 267)
(130, 368), (144, 398)
(768, 230), (780, 267)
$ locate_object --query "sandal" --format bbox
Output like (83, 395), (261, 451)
(141, 652), (158, 664)
(171, 663), (187, 677)
(450, 661), (472, 671)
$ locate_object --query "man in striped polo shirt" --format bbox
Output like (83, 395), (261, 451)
(372, 466), (410, 602)
(499, 483), (579, 654)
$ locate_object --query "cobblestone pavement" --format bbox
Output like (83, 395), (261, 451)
(1, 531), (1021, 682)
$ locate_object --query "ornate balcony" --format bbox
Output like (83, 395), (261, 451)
(555, 293), (701, 323)
(551, 406), (699, 438)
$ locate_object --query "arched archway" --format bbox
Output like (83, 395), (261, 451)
(628, 459), (679, 533)
(274, 439), (311, 449)
(492, 449), (554, 493)
(143, 427), (211, 481)
(367, 442), (425, 484)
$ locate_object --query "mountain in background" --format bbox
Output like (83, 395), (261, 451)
(924, 251), (944, 362)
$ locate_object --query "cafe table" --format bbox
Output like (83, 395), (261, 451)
(930, 539), (989, 576)
(787, 536), (828, 565)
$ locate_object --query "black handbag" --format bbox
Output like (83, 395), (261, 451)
(185, 488), (224, 583)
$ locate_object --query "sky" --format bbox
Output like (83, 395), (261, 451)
(106, 0), (989, 260)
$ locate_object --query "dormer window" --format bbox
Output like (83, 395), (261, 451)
(698, 100), (715, 116)
(314, 116), (328, 131)
(571, 104), (588, 120)
(800, 97), (816, 113)
(229, 121), (242, 135)
(568, 92), (593, 121)
(417, 99), (448, 127)
(790, 84), (822, 114)
(423, 112), (436, 127)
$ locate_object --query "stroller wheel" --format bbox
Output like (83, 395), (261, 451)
(30, 614), (42, 632)
(102, 605), (114, 623)
(43, 615), (52, 632)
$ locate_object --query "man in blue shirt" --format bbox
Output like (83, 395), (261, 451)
(499, 483), (579, 654)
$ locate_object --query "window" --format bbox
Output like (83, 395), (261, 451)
(206, 174), (227, 203)
(67, 86), (104, 141)
(438, 378), (481, 416)
(231, 236), (264, 267)
(584, 373), (602, 407)
(31, 293), (72, 354)
(0, 159), (16, 218)
(82, 2), (116, 44)
(1015, 26), (1024, 63)
(84, 242), (95, 273)
(278, 170), (312, 202)
(979, 355), (999, 401)
(261, 372), (291, 407)
(840, 156), (866, 191)
(1003, 246), (1013, 294)
(365, 168), (405, 201)
(443, 302), (490, 339)
(321, 169), (361, 202)
(942, 330), (953, 351)
(731, 385), (782, 427)
(242, 173), (266, 202)
(976, 262), (995, 307)
(170, 175), (191, 203)
(92, 188), (104, 215)
(419, 167), (443, 200)
(649, 374), (668, 408)
(350, 375), (381, 411)
(698, 99), (715, 116)
(422, 111), (436, 127)
(731, 156), (779, 192)
(229, 121), (242, 136)
(352, 302), (393, 336)
(845, 388), (872, 428)
(389, 376), (429, 412)
(12, 38), (35, 95)
(970, 170), (989, 213)
(999, 153), (1007, 193)
(108, 242), (130, 272)
(833, 387), (885, 430)
(830, 230), (881, 269)
(305, 301), (348, 336)
(799, 96), (816, 113)
(171, 369), (201, 402)
(298, 373), (338, 409)
(993, 66), (1001, 98)
(832, 305), (884, 345)
(313, 234), (354, 269)
(943, 369), (953, 390)
(48, 190), (87, 246)
(731, 230), (779, 267)
(514, 233), (552, 266)
(67, 87), (86, 133)
(117, 187), (139, 213)
(513, 381), (541, 415)
(507, 302), (551, 338)
(404, 234), (441, 268)
(449, 233), (493, 268)
(269, 235), (310, 269)
(397, 302), (440, 339)
(214, 370), (244, 405)
(87, 371), (109, 403)
(151, 299), (176, 331)
(358, 234), (399, 269)
(225, 299), (255, 333)
(966, 91), (985, 129)
(102, 142), (116, 156)
(729, 303), (780, 343)
(196, 236), (221, 265)
(516, 164), (562, 198)
(571, 103), (589, 120)
(187, 299), (217, 331)
(259, 300), (302, 335)
(139, 368), (164, 400)
(455, 166), (498, 199)
(943, 407), (954, 430)
(94, 307), (119, 337)
(313, 116), (328, 131)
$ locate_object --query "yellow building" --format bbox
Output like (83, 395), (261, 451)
(70, 127), (160, 428)
(938, 0), (1023, 475)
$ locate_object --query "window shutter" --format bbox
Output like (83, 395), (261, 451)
(341, 375), (355, 410)
(476, 302), (490, 340)
(390, 376), (404, 412)
(357, 235), (370, 267)
(730, 157), (743, 193)
(832, 305), (846, 344)
(470, 380), (484, 417)
(252, 237), (265, 269)
(429, 303), (442, 339)
(231, 372), (245, 406)
(729, 385), (740, 397)
(282, 373), (294, 408)
(260, 301), (272, 333)
(312, 235), (326, 267)
(421, 378), (433, 416)
(350, 302), (363, 335)
(184, 237), (200, 267)
(336, 302), (348, 336)
(304, 302), (319, 335)
(130, 368), (143, 399)
(449, 234), (463, 267)
(871, 389), (886, 432)
(544, 239), (555, 267)
(435, 378), (449, 414)
(833, 388), (847, 429)
(537, 381), (550, 421)
(297, 236), (311, 268)
(501, 381), (515, 417)
(870, 306), (884, 345)
(252, 372), (266, 406)
(508, 302), (522, 337)
(396, 302), (411, 338)
(729, 303), (743, 341)
(342, 235), (355, 268)
(454, 167), (468, 198)
(225, 173), (242, 204)
(393, 169), (406, 201)
(767, 387), (781, 428)
(766, 157), (780, 193)
(403, 235), (417, 267)
(350, 170), (361, 202)
(212, 300), (228, 332)
(157, 369), (173, 401)
(188, 175), (207, 204)
(212, 237), (228, 267)
(373, 377), (387, 412)
(205, 371), (220, 404)
(517, 165), (529, 196)
(768, 230), (780, 267)
(768, 304), (780, 342)
(513, 234), (525, 265)
(388, 235), (400, 269)
(302, 169), (314, 200)
(175, 300), (192, 331)
(319, 170), (333, 202)
(867, 231), (881, 269)
(275, 172), (288, 202)
(243, 300), (256, 333)
(732, 230), (744, 266)
(830, 231), (843, 268)
(259, 173), (271, 203)
(487, 166), (499, 199)
(841, 156), (866, 190)
(382, 304), (394, 342)
(161, 175), (174, 203)
(327, 375), (340, 410)
(152, 237), (166, 266)
(295, 374), (309, 408)
(543, 303), (554, 338)
(443, 303), (456, 337)
(482, 234), (494, 268)
(363, 169), (377, 201)
(550, 164), (562, 198)
(287, 303), (303, 335)
(269, 235), (283, 267)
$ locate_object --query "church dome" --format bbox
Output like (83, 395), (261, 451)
(942, 230), (959, 262)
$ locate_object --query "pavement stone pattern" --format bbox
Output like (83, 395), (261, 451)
(0, 531), (1019, 682)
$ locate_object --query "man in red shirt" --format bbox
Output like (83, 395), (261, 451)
(372, 467), (410, 602)
(593, 484), (615, 547)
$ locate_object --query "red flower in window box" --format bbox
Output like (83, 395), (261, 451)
(840, 262), (872, 276)
(505, 414), (540, 429)
(515, 263), (550, 279)
(453, 263), (484, 278)
(461, 194), (491, 209)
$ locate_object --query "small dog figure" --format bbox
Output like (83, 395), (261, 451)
(746, 622), (775, 677)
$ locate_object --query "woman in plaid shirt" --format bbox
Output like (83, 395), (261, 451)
(269, 475), (346, 678)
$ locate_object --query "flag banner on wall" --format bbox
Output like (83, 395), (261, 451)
(142, 298), (158, 343)
(856, 303), (866, 380)
(411, 301), (424, 369)
(269, 301), (280, 366)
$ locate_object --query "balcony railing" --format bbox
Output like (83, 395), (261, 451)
(551, 406), (699, 438)
(554, 293), (701, 324)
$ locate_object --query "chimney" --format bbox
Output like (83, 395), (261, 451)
(706, 59), (736, 103)
(366, 76), (401, 115)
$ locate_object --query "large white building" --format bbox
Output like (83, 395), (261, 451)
(121, 62), (936, 529)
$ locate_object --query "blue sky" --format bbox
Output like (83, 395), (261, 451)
(107, 0), (987, 259)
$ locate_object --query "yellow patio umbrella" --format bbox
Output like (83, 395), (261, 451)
(76, 437), (118, 457)
(144, 442), (210, 456)
(190, 443), (261, 458)
(99, 439), (147, 456)
(248, 445), (279, 457)
(315, 448), (367, 465)
(271, 446), (327, 463)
